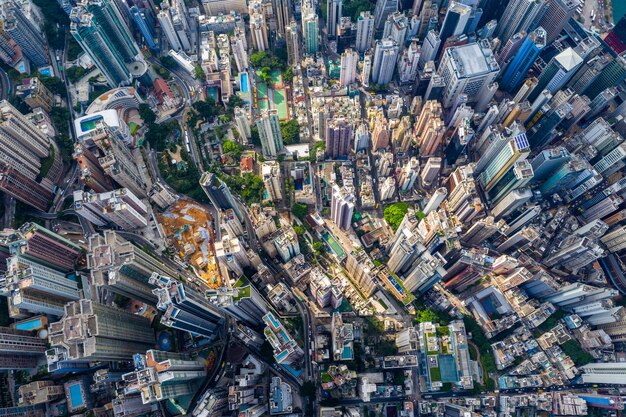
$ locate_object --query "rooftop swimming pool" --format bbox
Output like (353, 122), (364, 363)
(14, 317), (44, 331)
(79, 115), (103, 132)
(240, 72), (249, 93)
(68, 383), (84, 408)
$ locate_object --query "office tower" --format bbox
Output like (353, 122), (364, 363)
(419, 30), (440, 69)
(1, 1), (47, 67)
(601, 225), (626, 253)
(355, 11), (374, 52)
(285, 20), (300, 66)
(582, 53), (626, 101)
(200, 173), (243, 222)
(398, 158), (420, 192)
(582, 195), (622, 222)
(263, 312), (303, 364)
(327, 0), (342, 37)
(373, 0), (398, 30)
(73, 188), (148, 229)
(150, 274), (224, 339)
(423, 188), (447, 214)
(403, 251), (447, 294)
(354, 123), (369, 152)
(439, 2), (472, 46)
(256, 109), (284, 159)
(530, 147), (571, 183)
(331, 185), (355, 230)
(157, 7), (180, 50)
(250, 12), (268, 51)
(18, 381), (64, 406)
(325, 118), (352, 158)
(344, 249), (377, 297)
(233, 107), (251, 141)
(477, 132), (530, 193)
(544, 235), (604, 272)
(438, 41), (500, 108)
(122, 350), (206, 404)
(486, 160), (534, 205)
(594, 143), (626, 175)
(371, 38), (399, 85)
(15, 78), (54, 113)
(170, 0), (192, 51)
(421, 157), (441, 185)
(302, 10), (319, 54)
(539, 157), (586, 195)
(4, 255), (80, 318)
(461, 216), (508, 245)
(339, 49), (358, 86)
(491, 187), (533, 219)
(500, 28), (546, 92)
(70, 0), (145, 87)
(527, 47), (584, 102)
(91, 123), (147, 198)
(130, 6), (158, 51)
(49, 299), (155, 361)
(505, 204), (540, 234)
(398, 39), (420, 83)
(581, 363), (626, 384)
(261, 161), (283, 202)
(535, 0), (579, 43)
(88, 230), (178, 303)
(10, 222), (82, 271)
(496, 0), (546, 45)
(383, 12), (408, 46)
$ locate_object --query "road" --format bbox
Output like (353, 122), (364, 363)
(0, 66), (9, 100)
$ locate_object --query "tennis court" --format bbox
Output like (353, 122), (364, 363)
(273, 88), (289, 120)
(321, 231), (346, 259)
(270, 69), (283, 87)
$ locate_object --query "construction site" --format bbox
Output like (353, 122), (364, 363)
(158, 200), (222, 289)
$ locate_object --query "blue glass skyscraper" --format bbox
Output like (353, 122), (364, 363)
(500, 27), (546, 92)
(130, 6), (159, 51)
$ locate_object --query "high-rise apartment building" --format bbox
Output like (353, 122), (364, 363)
(371, 38), (399, 85)
(302, 9), (319, 54)
(257, 109), (284, 158)
(355, 11), (374, 52)
(200, 172), (243, 222)
(88, 230), (178, 303)
(339, 49), (358, 86)
(49, 299), (155, 362)
(496, 0), (546, 45)
(325, 118), (352, 159)
(73, 188), (148, 229)
(9, 222), (82, 271)
(262, 161), (283, 202)
(1, 1), (47, 67)
(0, 327), (46, 369)
(331, 185), (355, 230)
(373, 0), (398, 30)
(150, 273), (224, 339)
(262, 312), (303, 365)
(327, 0), (342, 37)
(285, 20), (300, 66)
(70, 0), (146, 86)
(249, 12), (268, 51)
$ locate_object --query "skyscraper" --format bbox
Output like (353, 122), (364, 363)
(70, 0), (146, 86)
(48, 299), (155, 362)
(418, 30), (441, 69)
(527, 47), (584, 102)
(582, 53), (626, 101)
(122, 350), (206, 404)
(535, 0), (579, 43)
(331, 185), (355, 230)
(249, 12), (268, 51)
(325, 118), (352, 158)
(199, 172), (243, 222)
(150, 273), (224, 339)
(438, 2), (472, 46)
(87, 230), (179, 303)
(500, 27), (546, 92)
(355, 11), (374, 52)
(0, 327), (46, 370)
(339, 49), (358, 86)
(496, 0), (546, 45)
(477, 132), (530, 192)
(373, 0), (398, 30)
(302, 9), (319, 54)
(206, 276), (269, 326)
(256, 109), (284, 158)
(73, 188), (148, 229)
(157, 7), (181, 50)
(371, 38), (399, 85)
(327, 0), (342, 37)
(285, 20), (300, 66)
(130, 6), (159, 51)
(438, 41), (500, 108)
(1, 1), (48, 67)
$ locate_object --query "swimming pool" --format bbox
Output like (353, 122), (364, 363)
(240, 72), (249, 93)
(68, 383), (84, 408)
(80, 115), (103, 132)
(14, 317), (44, 331)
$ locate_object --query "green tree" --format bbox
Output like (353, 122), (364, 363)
(227, 94), (244, 112)
(194, 65), (206, 81)
(160, 56), (179, 69)
(291, 203), (308, 219)
(66, 66), (86, 83)
(223, 140), (243, 159)
(39, 76), (66, 95)
(309, 141), (325, 162)
(312, 241), (325, 254)
(383, 202), (409, 232)
(293, 226), (305, 236)
(281, 120), (300, 144)
(139, 103), (156, 125)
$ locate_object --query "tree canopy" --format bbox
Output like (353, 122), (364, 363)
(291, 203), (308, 220)
(139, 103), (156, 125)
(383, 202), (409, 232)
(281, 120), (300, 145)
(250, 51), (287, 71)
(223, 140), (243, 159)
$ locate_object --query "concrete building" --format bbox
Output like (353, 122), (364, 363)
(48, 299), (155, 362)
(325, 118), (353, 159)
(355, 11), (374, 52)
(371, 38), (399, 85)
(339, 49), (358, 86)
(331, 185), (355, 230)
(262, 161), (283, 202)
(257, 109), (284, 159)
(74, 188), (148, 229)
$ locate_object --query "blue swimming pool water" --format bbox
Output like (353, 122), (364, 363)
(240, 72), (249, 93)
(68, 384), (84, 407)
(80, 115), (104, 132)
(14, 318), (43, 331)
